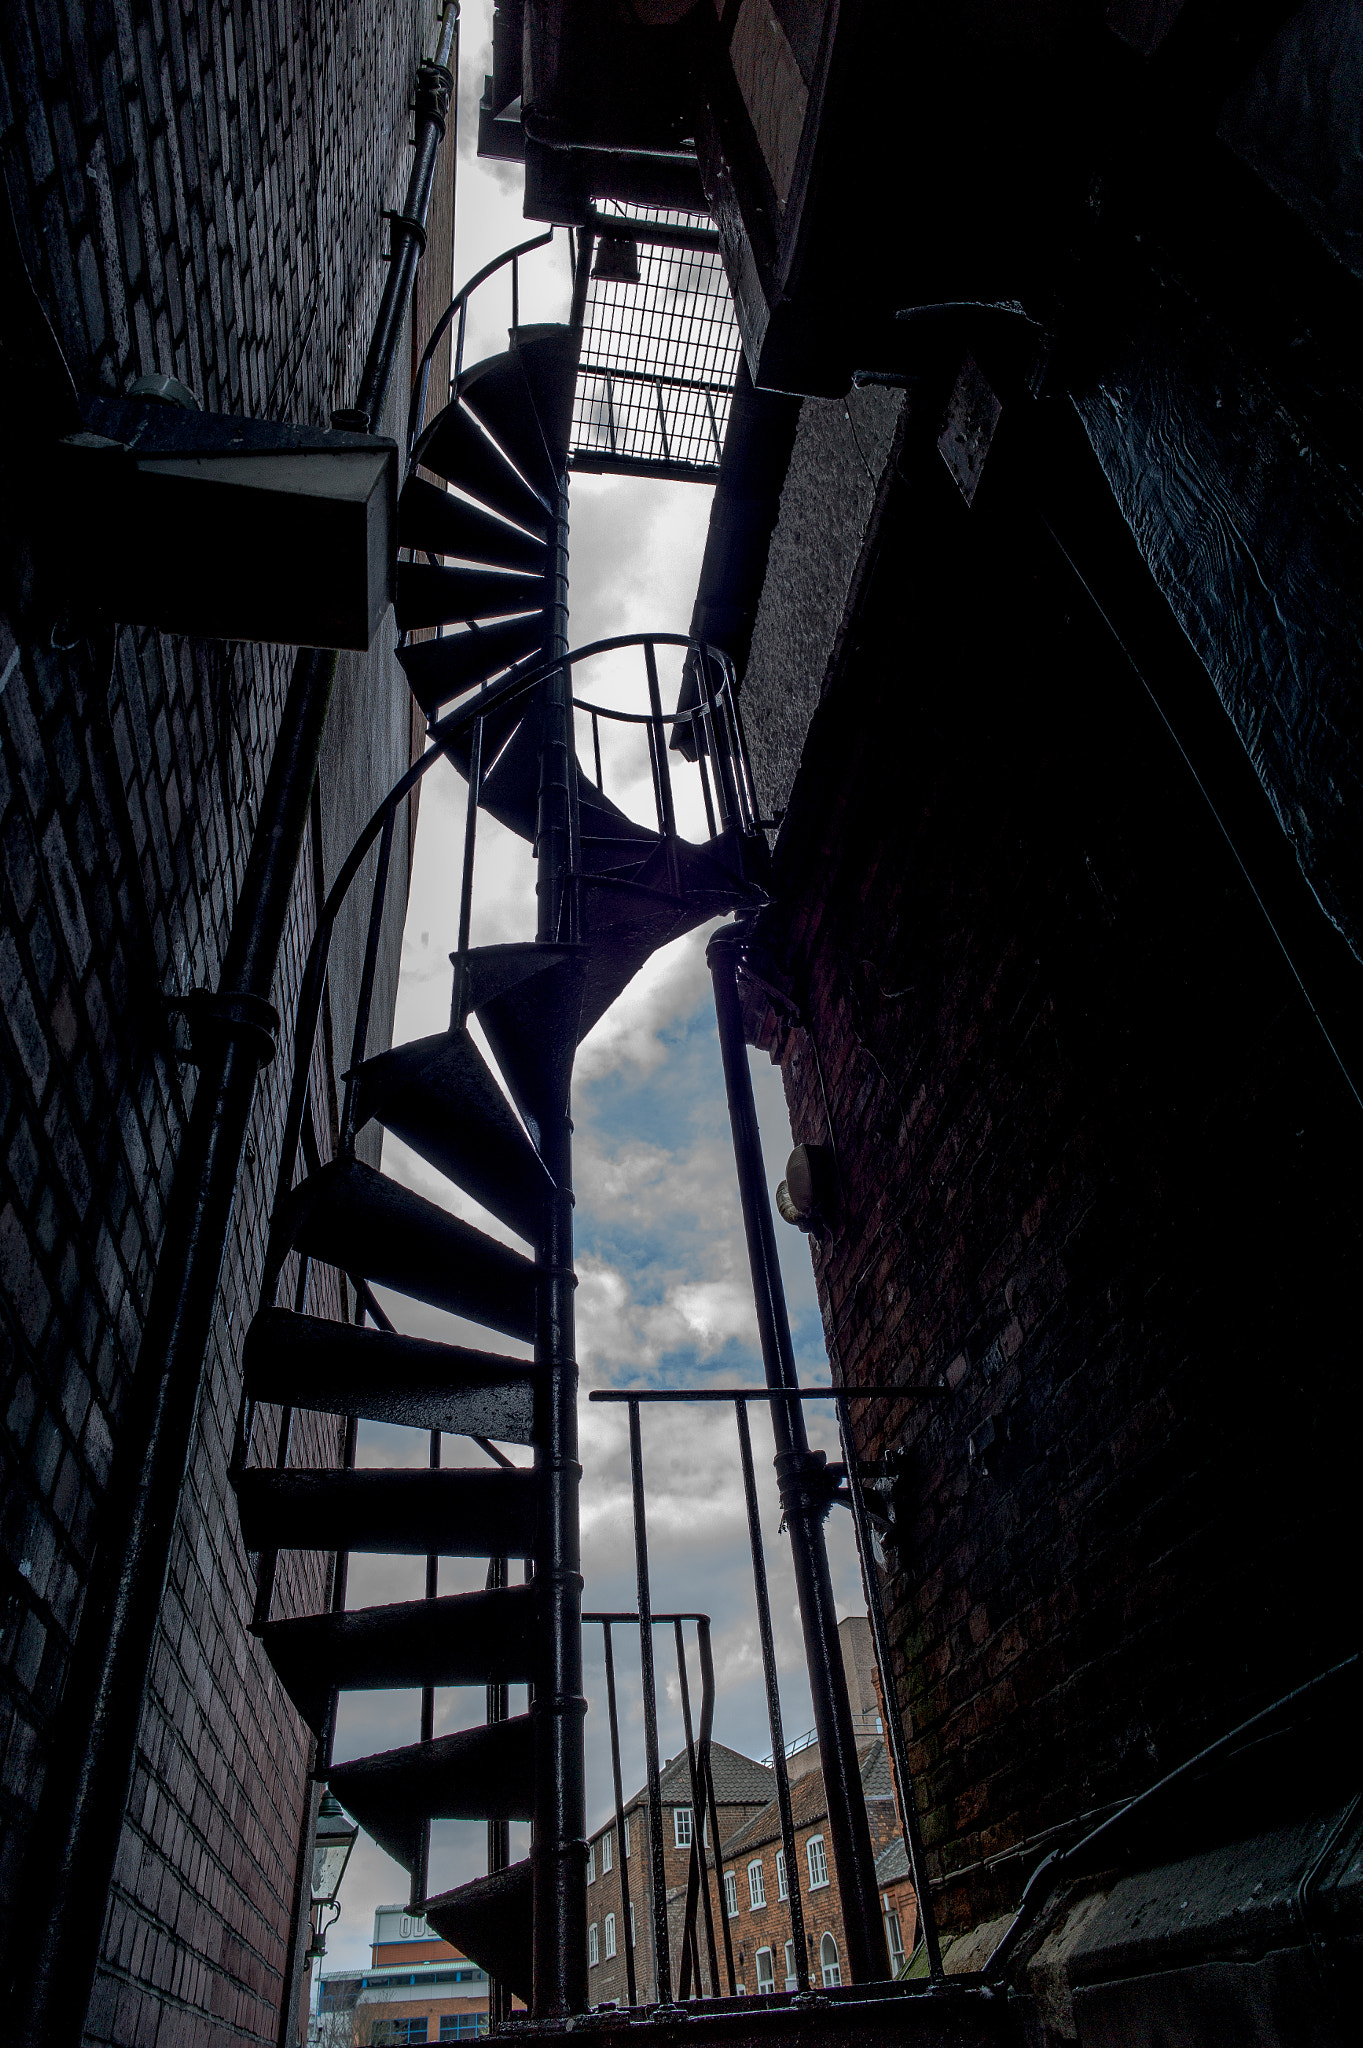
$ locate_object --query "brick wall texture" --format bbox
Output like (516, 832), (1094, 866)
(747, 422), (1363, 1939)
(0, 1), (451, 2040)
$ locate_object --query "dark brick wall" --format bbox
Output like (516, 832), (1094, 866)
(747, 434), (1363, 1938)
(0, 1), (447, 2039)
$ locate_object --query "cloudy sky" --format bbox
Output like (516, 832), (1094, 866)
(317, 1), (865, 1976)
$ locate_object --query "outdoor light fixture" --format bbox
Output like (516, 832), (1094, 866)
(775, 1143), (835, 1240)
(591, 234), (641, 284)
(306, 1792), (359, 1963)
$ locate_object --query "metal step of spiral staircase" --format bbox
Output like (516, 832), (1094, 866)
(231, 303), (768, 2016)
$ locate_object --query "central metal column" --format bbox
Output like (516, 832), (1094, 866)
(708, 921), (890, 1985)
(530, 475), (588, 2015)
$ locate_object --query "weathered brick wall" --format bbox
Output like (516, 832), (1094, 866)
(0, 0), (448, 2039)
(749, 446), (1363, 1938)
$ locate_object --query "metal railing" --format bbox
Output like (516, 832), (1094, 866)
(590, 1385), (947, 1994)
(408, 228), (560, 460)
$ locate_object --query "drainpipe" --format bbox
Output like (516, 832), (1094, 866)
(708, 920), (891, 1985)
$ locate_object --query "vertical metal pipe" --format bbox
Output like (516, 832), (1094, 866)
(601, 1625), (638, 2008)
(530, 464), (586, 2016)
(697, 1624), (736, 1996)
(675, 1621), (720, 1997)
(485, 1548), (511, 2029)
(644, 641), (677, 844)
(735, 1400), (808, 1993)
(336, 9), (458, 433)
(627, 1402), (671, 2003)
(319, 1410), (360, 1777)
(835, 1398), (944, 1983)
(9, 647), (341, 2048)
(710, 929), (890, 1984)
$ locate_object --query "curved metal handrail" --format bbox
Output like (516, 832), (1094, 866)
(260, 633), (754, 1303)
(408, 227), (558, 457)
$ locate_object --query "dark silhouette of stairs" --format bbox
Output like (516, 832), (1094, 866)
(231, 306), (765, 2012)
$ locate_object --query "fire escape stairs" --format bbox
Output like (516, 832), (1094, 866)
(231, 313), (764, 2013)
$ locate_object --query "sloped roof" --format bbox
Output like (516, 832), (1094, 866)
(591, 1743), (776, 1840)
(874, 1838), (910, 1885)
(720, 1739), (893, 1859)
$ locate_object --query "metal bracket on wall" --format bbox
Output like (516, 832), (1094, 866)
(166, 989), (281, 1068)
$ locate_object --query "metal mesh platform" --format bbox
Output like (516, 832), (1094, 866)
(569, 203), (741, 482)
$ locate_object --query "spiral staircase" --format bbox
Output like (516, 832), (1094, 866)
(228, 300), (769, 2014)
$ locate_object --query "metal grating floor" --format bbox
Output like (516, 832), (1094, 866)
(570, 203), (741, 481)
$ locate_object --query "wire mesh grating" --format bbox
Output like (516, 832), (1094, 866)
(570, 203), (741, 479)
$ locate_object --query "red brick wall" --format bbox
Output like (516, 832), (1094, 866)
(748, 449), (1363, 1935)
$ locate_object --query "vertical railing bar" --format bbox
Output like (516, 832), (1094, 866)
(456, 297), (467, 384)
(412, 1425), (440, 1910)
(835, 1393), (945, 1984)
(735, 1398), (809, 1991)
(486, 1552), (511, 2029)
(451, 715), (484, 1025)
(339, 807), (396, 1152)
(643, 642), (677, 843)
(601, 1623), (638, 2008)
(700, 650), (737, 831)
(318, 1406), (359, 1778)
(654, 378), (672, 464)
(728, 667), (761, 833)
(696, 736), (717, 842)
(697, 1622), (736, 1996)
(606, 373), (618, 459)
(592, 711), (604, 793)
(645, 714), (666, 840)
(627, 1399), (672, 2002)
(675, 1620), (720, 1998)
(512, 256), (520, 340)
(704, 389), (722, 464)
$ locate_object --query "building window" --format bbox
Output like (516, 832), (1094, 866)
(601, 1830), (614, 1874)
(820, 1933), (841, 1987)
(755, 1948), (775, 1993)
(674, 1807), (693, 1850)
(440, 2020), (489, 2041)
(724, 1871), (738, 1918)
(605, 1912), (617, 1959)
(629, 1903), (636, 1948)
(372, 2025), (427, 2046)
(587, 1840), (596, 1884)
(806, 1836), (828, 1891)
(589, 1923), (599, 1967)
(775, 1849), (788, 1899)
(885, 1907), (904, 1974)
(624, 1817), (631, 1858)
(748, 1859), (766, 1909)
(784, 1939), (798, 1991)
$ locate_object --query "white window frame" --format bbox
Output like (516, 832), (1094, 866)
(775, 1848), (788, 1899)
(601, 1830), (614, 1874)
(884, 1905), (904, 1975)
(723, 1870), (738, 1918)
(589, 1923), (599, 1967)
(820, 1933), (841, 1987)
(587, 1841), (595, 1884)
(806, 1834), (829, 1891)
(747, 1858), (766, 1909)
(629, 1903), (635, 1947)
(784, 1939), (798, 1991)
(624, 1816), (631, 1858)
(674, 1806), (693, 1850)
(605, 1912), (616, 1960)
(755, 1947), (775, 1994)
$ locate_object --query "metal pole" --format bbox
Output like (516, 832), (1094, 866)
(451, 713), (484, 1024)
(336, 8), (458, 434)
(627, 1402), (672, 2002)
(675, 1621), (720, 1997)
(835, 1397), (945, 1983)
(709, 925), (890, 1984)
(697, 1623), (736, 1995)
(735, 1400), (808, 1992)
(601, 1625), (638, 2007)
(529, 444), (586, 2013)
(8, 646), (340, 2048)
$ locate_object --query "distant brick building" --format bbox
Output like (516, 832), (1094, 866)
(717, 1742), (905, 1997)
(316, 1905), (495, 2046)
(586, 1743), (776, 2007)
(0, 3), (453, 2042)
